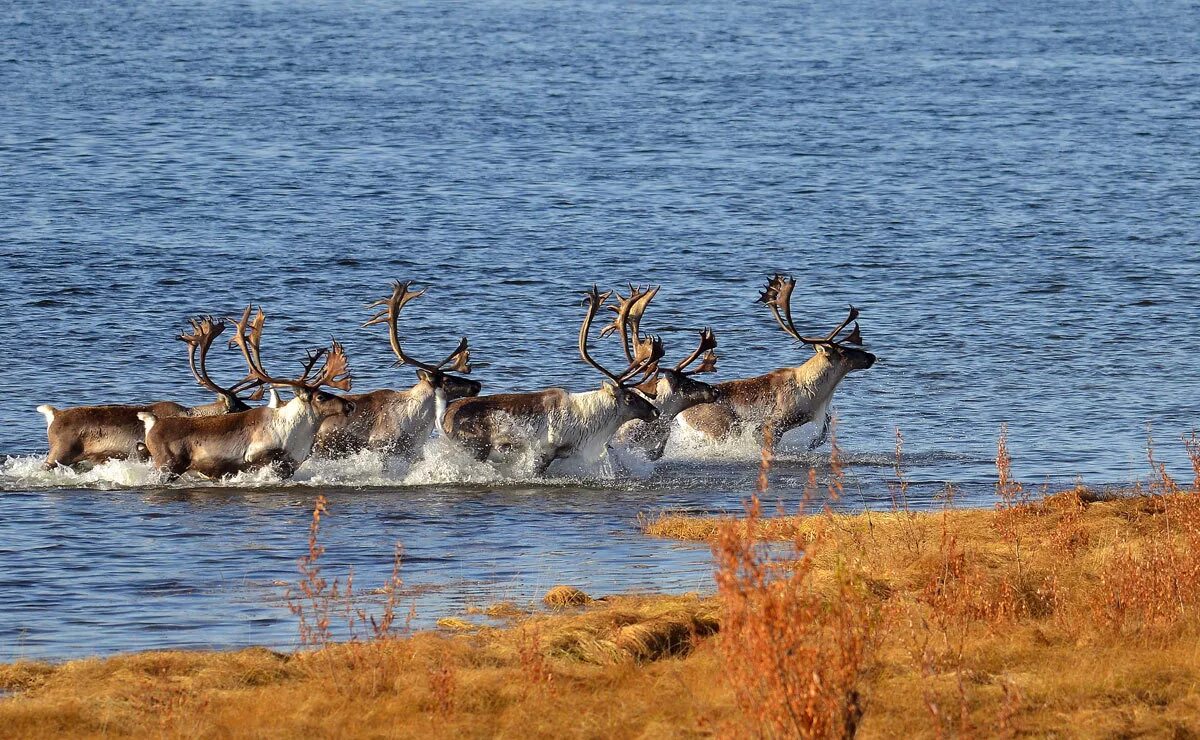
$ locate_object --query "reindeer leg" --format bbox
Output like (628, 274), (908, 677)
(465, 441), (492, 463)
(44, 439), (88, 471)
(274, 459), (298, 480)
(157, 455), (188, 482)
(808, 412), (832, 450)
(246, 450), (298, 479)
(645, 436), (669, 462)
(534, 456), (554, 476)
(534, 447), (567, 476)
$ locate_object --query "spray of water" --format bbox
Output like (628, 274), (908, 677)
(0, 416), (913, 492)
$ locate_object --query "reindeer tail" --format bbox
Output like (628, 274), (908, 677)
(36, 405), (56, 428)
(137, 411), (157, 434)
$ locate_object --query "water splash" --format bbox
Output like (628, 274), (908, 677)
(0, 455), (165, 490)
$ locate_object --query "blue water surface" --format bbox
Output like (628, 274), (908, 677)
(1, 0), (1197, 659)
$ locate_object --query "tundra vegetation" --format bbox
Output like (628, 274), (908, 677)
(3, 427), (1200, 738)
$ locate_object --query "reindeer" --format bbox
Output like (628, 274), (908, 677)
(605, 285), (721, 461)
(138, 306), (354, 480)
(679, 274), (875, 447)
(312, 281), (481, 459)
(36, 317), (263, 470)
(440, 286), (661, 475)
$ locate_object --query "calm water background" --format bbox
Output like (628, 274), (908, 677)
(1, 0), (1198, 659)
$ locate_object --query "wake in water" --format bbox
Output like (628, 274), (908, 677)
(0, 417), (938, 492)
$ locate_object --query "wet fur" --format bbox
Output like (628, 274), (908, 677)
(313, 373), (479, 460)
(441, 385), (657, 474)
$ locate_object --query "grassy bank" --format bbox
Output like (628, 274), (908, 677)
(0, 594), (732, 739)
(4, 431), (1200, 737)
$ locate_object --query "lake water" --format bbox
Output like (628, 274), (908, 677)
(2, 0), (1198, 660)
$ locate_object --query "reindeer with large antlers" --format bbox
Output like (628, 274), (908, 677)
(440, 286), (661, 475)
(312, 280), (481, 459)
(605, 285), (721, 461)
(35, 317), (264, 470)
(138, 306), (355, 479)
(680, 274), (875, 447)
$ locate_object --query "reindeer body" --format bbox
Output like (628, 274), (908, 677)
(36, 315), (264, 471)
(313, 383), (441, 459)
(442, 385), (656, 474)
(36, 398), (234, 470)
(680, 349), (871, 443)
(679, 275), (876, 448)
(140, 392), (352, 480)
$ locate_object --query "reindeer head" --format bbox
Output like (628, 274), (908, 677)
(229, 307), (356, 419)
(757, 274), (876, 372)
(663, 326), (721, 405)
(365, 281), (483, 400)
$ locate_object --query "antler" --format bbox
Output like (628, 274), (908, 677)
(579, 286), (663, 386)
(308, 342), (353, 391)
(364, 280), (472, 375)
(757, 274), (864, 347)
(816, 306), (863, 346)
(179, 316), (265, 402)
(296, 348), (329, 385)
(602, 285), (660, 363)
(674, 327), (718, 375)
(229, 305), (352, 392)
(757, 274), (804, 342)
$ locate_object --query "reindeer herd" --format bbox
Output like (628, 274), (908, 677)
(35, 274), (876, 482)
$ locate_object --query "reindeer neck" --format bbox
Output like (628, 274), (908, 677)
(407, 379), (438, 403)
(567, 387), (627, 428)
(279, 396), (319, 424)
(790, 352), (851, 400)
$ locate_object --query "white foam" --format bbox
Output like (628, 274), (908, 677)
(0, 455), (166, 490)
(1, 412), (857, 492)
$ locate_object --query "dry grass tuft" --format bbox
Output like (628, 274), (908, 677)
(542, 585), (592, 609)
(465, 601), (527, 619)
(712, 421), (875, 738)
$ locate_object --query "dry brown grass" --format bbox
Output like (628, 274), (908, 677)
(0, 593), (733, 739)
(542, 585), (593, 609)
(646, 427), (1200, 738)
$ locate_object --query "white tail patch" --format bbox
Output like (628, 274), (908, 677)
(267, 388), (281, 409)
(36, 405), (56, 428)
(137, 411), (157, 433)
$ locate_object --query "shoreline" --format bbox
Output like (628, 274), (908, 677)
(4, 484), (1200, 737)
